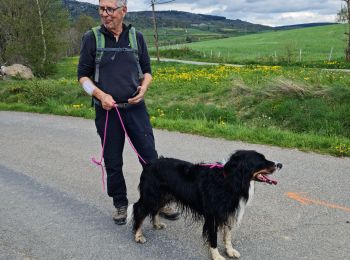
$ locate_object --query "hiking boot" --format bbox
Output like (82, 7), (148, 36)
(159, 205), (180, 220)
(113, 205), (127, 225)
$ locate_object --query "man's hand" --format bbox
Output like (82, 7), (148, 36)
(101, 94), (116, 110)
(128, 73), (152, 105)
(128, 86), (146, 105)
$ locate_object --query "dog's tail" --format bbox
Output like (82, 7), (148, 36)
(126, 203), (134, 224)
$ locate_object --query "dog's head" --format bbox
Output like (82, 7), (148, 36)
(224, 150), (282, 185)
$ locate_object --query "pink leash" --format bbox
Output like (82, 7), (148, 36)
(113, 105), (147, 164)
(91, 110), (108, 192)
(91, 105), (147, 191)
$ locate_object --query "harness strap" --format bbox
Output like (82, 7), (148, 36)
(91, 25), (144, 83)
(129, 27), (144, 81)
(199, 163), (227, 177)
(97, 48), (137, 52)
(92, 26), (104, 83)
(199, 163), (224, 169)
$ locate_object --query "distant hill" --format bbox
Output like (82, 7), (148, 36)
(63, 0), (271, 35)
(275, 22), (338, 30)
(63, 0), (98, 20)
(125, 10), (271, 34)
(63, 0), (337, 32)
(62, 0), (339, 47)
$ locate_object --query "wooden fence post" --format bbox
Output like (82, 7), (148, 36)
(328, 47), (334, 61)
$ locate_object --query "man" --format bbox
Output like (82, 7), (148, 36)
(77, 0), (179, 225)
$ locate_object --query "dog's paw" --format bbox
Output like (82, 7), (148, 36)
(210, 248), (226, 260)
(153, 222), (167, 230)
(135, 234), (147, 244)
(226, 248), (240, 258)
(212, 254), (226, 260)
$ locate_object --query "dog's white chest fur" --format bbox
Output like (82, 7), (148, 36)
(234, 181), (255, 227)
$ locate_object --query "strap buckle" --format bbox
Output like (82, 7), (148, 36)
(93, 97), (130, 109)
(115, 103), (129, 108)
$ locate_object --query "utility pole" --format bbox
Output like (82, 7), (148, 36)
(150, 0), (175, 62)
(151, 0), (160, 61)
(345, 0), (350, 61)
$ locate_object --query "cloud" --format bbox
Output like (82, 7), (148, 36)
(78, 0), (343, 26)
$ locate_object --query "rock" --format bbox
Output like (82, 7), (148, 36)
(1, 64), (34, 79)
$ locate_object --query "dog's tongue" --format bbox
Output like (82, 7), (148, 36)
(257, 174), (277, 185)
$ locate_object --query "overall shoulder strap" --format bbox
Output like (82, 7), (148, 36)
(91, 26), (105, 82)
(128, 27), (144, 81)
(128, 27), (138, 51)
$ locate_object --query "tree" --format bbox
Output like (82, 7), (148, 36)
(35, 0), (47, 67)
(338, 1), (350, 61)
(0, 0), (70, 76)
(66, 15), (97, 56)
(0, 0), (27, 65)
(337, 5), (348, 23)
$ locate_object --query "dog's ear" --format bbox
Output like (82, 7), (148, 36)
(224, 155), (252, 196)
(224, 152), (243, 174)
(224, 152), (253, 181)
(223, 157), (238, 173)
(225, 159), (249, 176)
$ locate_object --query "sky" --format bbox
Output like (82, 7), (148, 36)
(77, 0), (344, 27)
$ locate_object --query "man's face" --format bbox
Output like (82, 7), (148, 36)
(99, 0), (127, 32)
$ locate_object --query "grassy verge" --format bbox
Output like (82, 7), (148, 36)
(151, 118), (349, 156)
(0, 57), (349, 157)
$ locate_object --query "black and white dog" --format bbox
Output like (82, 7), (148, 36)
(132, 150), (282, 260)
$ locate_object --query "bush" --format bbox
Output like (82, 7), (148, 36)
(0, 80), (68, 105)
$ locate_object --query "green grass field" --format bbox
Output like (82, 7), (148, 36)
(142, 27), (224, 47)
(154, 24), (350, 67)
(0, 57), (349, 157)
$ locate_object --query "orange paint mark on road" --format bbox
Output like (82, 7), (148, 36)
(286, 192), (350, 212)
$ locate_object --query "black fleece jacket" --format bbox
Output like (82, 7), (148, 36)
(77, 24), (151, 103)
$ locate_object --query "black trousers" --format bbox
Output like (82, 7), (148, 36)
(95, 102), (158, 208)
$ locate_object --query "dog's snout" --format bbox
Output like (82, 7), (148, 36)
(276, 163), (283, 169)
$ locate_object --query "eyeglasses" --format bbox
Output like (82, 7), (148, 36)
(98, 6), (122, 16)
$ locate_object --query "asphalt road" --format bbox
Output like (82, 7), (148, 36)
(1, 111), (349, 260)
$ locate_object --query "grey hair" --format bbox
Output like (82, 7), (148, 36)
(116, 0), (128, 7)
(116, 0), (127, 7)
(99, 0), (127, 7)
